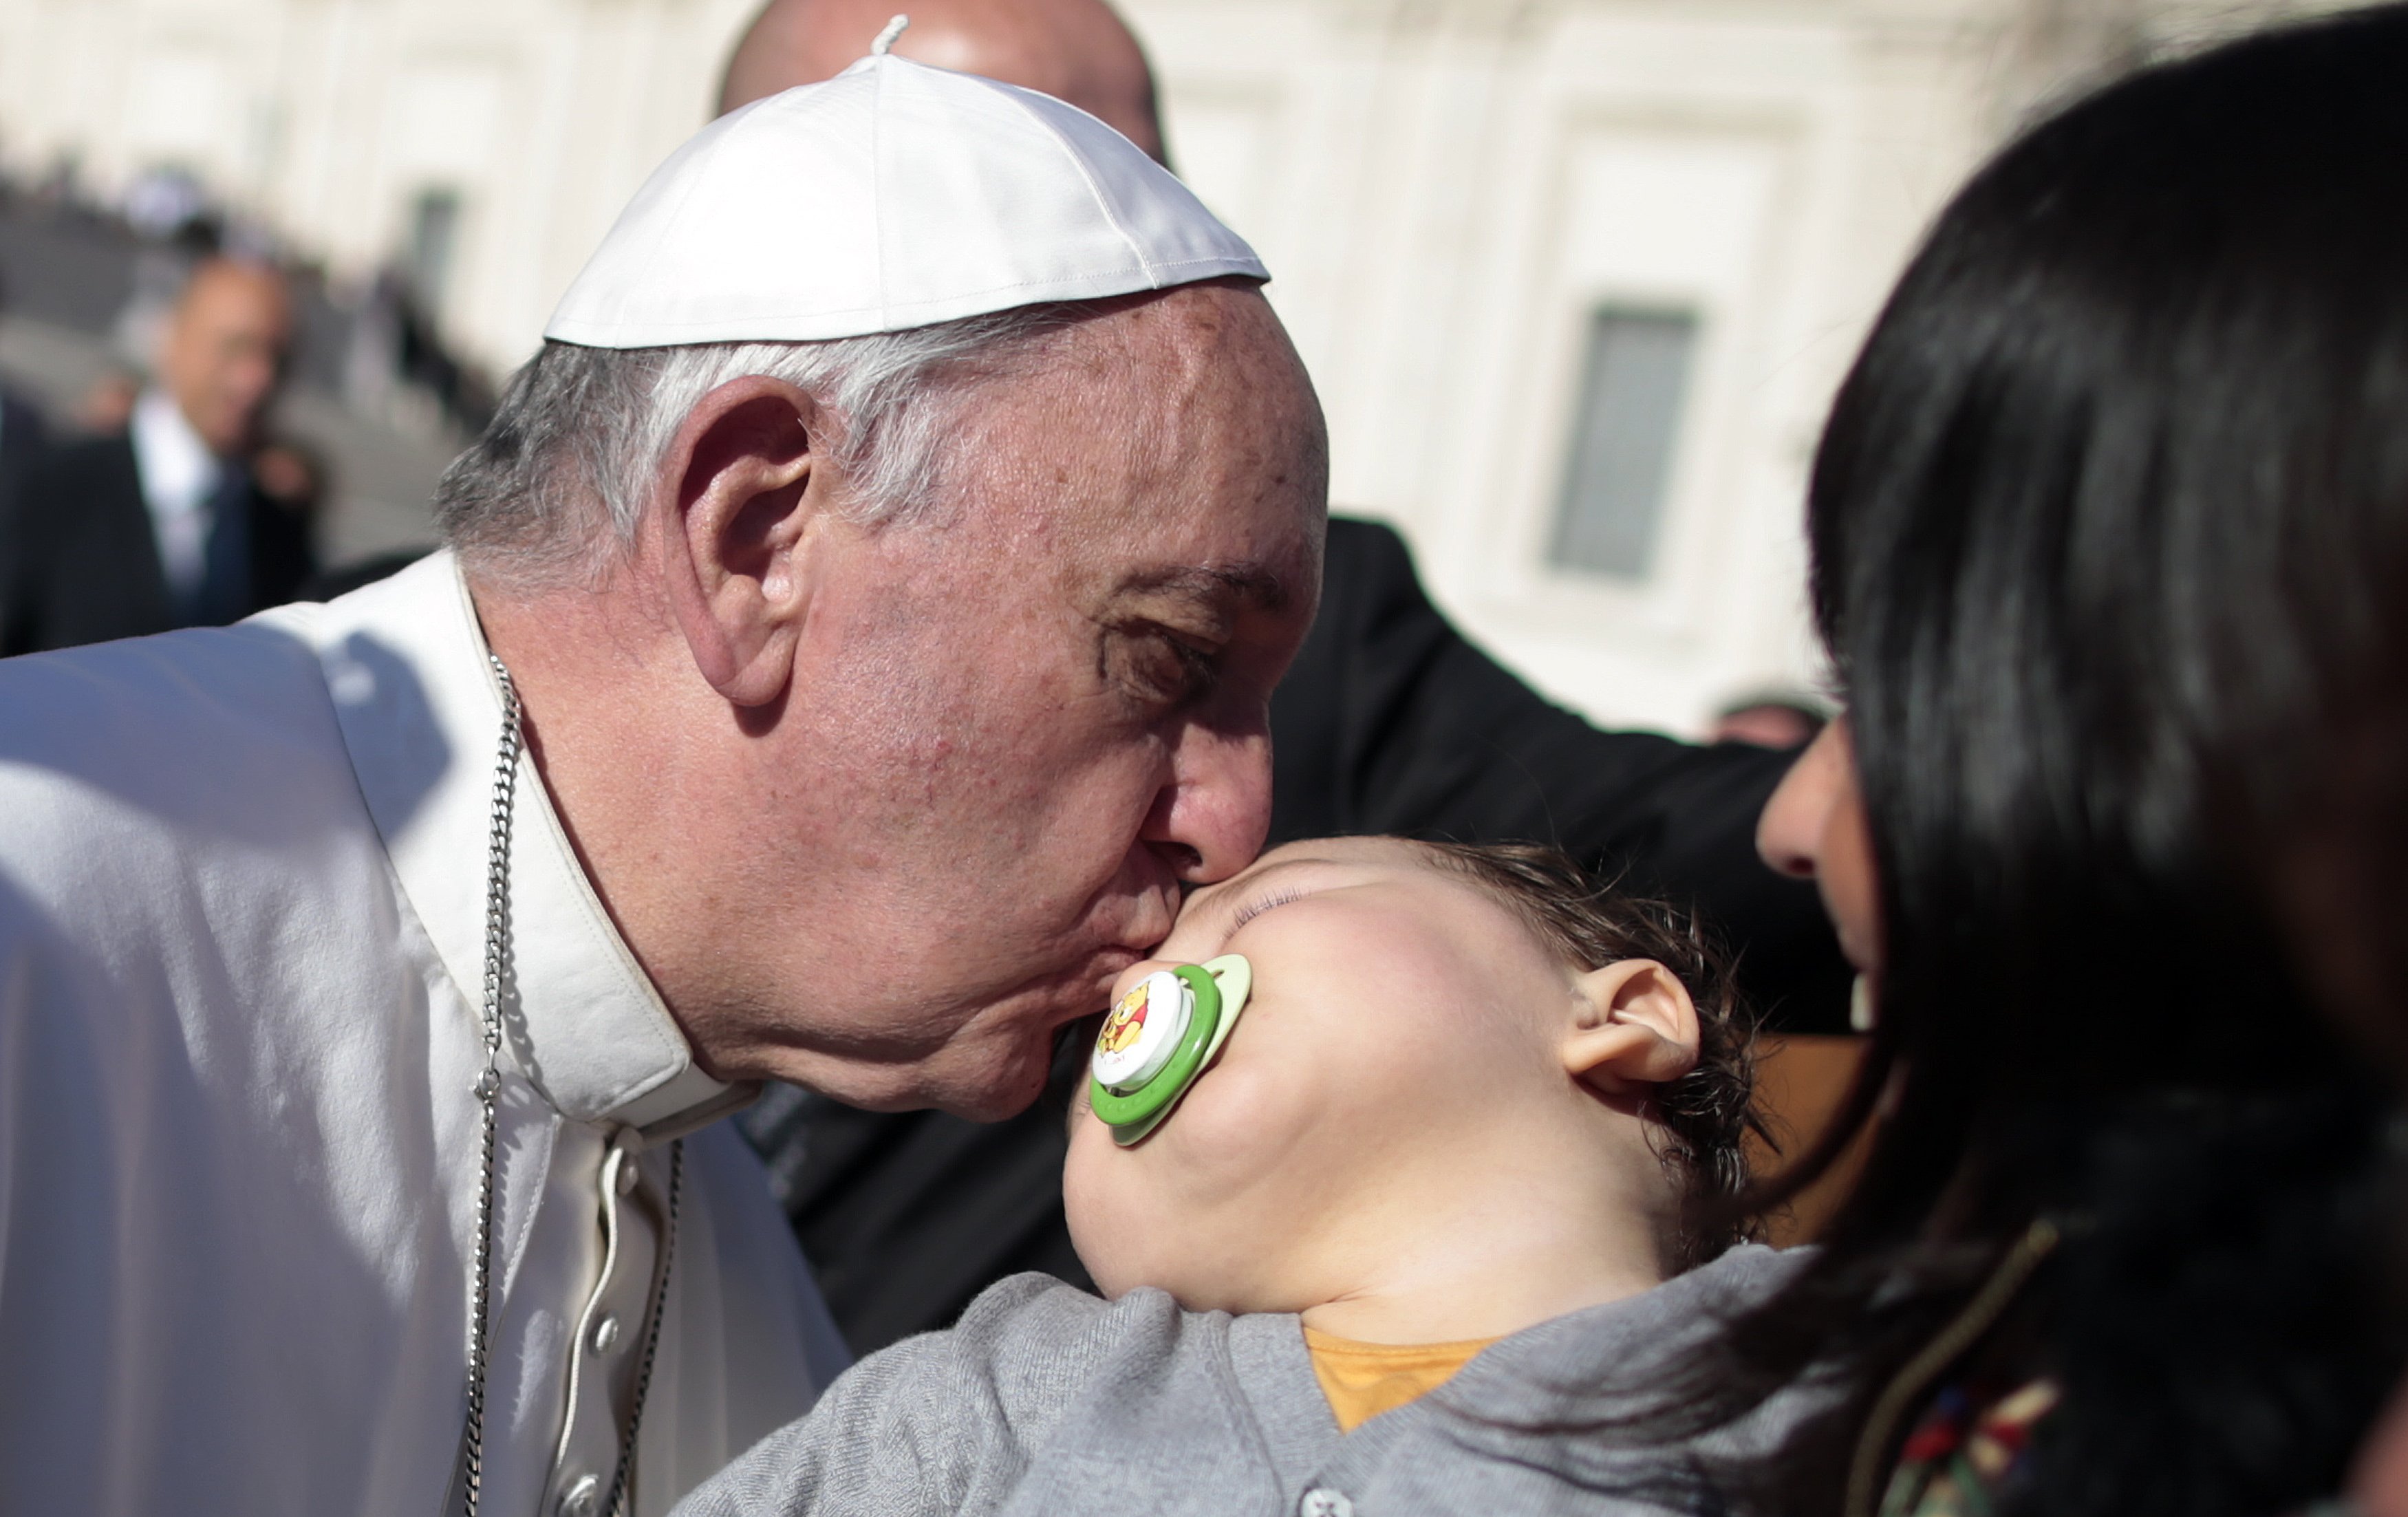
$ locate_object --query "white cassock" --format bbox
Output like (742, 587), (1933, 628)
(0, 551), (850, 1515)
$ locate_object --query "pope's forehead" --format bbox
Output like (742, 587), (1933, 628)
(1029, 287), (1302, 409)
(938, 335), (1322, 572)
(944, 297), (1303, 459)
(1090, 281), (1281, 345)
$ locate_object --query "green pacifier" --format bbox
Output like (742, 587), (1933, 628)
(1088, 954), (1253, 1146)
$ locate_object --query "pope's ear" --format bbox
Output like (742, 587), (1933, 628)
(1562, 958), (1701, 1097)
(657, 376), (829, 708)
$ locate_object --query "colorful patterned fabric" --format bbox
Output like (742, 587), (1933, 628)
(1878, 1379), (2059, 1517)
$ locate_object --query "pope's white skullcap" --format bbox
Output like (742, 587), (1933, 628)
(544, 47), (1267, 349)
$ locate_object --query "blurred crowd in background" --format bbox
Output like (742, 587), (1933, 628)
(8, 0), (2347, 740)
(0, 155), (488, 654)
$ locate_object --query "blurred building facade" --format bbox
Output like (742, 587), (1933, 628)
(0, 0), (2348, 731)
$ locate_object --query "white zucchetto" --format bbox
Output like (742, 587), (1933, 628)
(544, 49), (1268, 349)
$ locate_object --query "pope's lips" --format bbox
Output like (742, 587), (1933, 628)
(1004, 944), (1150, 1033)
(986, 887), (1179, 1033)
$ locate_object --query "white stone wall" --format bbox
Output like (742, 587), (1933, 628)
(0, 0), (2349, 731)
(1135, 1), (2017, 733)
(0, 0), (758, 372)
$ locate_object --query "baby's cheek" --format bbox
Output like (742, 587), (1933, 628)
(1165, 1052), (1296, 1150)
(1063, 1120), (1170, 1296)
(1159, 1062), (1334, 1212)
(1064, 1058), (1322, 1298)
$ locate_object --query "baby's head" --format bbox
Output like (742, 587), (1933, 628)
(1064, 837), (1757, 1326)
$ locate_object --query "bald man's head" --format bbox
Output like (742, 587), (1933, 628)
(160, 259), (290, 455)
(719, 0), (1165, 162)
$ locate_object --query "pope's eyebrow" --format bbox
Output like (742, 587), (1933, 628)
(1116, 563), (1291, 614)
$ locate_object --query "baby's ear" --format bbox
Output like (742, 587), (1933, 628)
(1562, 960), (1701, 1096)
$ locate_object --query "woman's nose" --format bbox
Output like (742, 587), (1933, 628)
(1758, 719), (1852, 880)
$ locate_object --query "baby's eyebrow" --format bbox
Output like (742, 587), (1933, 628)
(1190, 856), (1342, 926)
(1227, 889), (1306, 931)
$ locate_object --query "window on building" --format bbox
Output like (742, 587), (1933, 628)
(404, 187), (462, 312)
(1547, 306), (1699, 581)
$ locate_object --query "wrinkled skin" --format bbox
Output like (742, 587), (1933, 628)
(482, 284), (1327, 1119)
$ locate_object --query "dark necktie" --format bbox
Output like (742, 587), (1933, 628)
(184, 466), (253, 628)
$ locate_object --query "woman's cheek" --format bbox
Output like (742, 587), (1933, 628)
(1818, 788), (1884, 972)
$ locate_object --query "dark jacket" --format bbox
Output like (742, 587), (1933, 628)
(0, 391), (50, 634)
(0, 391), (47, 515)
(0, 431), (314, 656)
(743, 517), (1851, 1355)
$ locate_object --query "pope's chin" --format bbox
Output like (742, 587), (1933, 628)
(910, 1035), (1062, 1121)
(748, 1035), (1052, 1119)
(754, 980), (1112, 1119)
(929, 965), (1139, 1119)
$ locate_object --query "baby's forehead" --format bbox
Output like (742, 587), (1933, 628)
(1184, 837), (1432, 907)
(1254, 835), (1443, 878)
(1176, 837), (1511, 934)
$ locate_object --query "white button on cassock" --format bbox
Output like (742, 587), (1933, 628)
(557, 1472), (599, 1517)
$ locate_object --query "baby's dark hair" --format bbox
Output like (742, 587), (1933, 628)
(1417, 840), (1764, 1270)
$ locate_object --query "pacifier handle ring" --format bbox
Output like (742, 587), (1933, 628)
(1089, 964), (1223, 1130)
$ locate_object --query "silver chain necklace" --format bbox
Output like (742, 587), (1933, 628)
(457, 656), (682, 1517)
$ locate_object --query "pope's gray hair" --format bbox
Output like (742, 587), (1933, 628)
(433, 305), (1076, 585)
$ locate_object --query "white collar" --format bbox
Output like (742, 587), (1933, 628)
(303, 550), (744, 1141)
(129, 387), (222, 516)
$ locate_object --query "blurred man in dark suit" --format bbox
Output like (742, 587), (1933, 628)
(1, 258), (314, 654)
(0, 389), (47, 476)
(0, 267), (54, 638)
(0, 386), (50, 555)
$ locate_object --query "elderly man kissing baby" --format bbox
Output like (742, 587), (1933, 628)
(678, 836), (1820, 1517)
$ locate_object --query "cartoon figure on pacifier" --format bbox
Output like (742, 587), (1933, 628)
(1088, 955), (1252, 1146)
(1097, 987), (1150, 1056)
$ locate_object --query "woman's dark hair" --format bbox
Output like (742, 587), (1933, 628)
(1419, 839), (1763, 1270)
(1661, 9), (2408, 1515)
